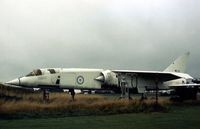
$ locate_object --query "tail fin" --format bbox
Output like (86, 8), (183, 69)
(164, 52), (190, 73)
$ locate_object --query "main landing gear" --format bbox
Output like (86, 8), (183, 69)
(119, 76), (132, 100)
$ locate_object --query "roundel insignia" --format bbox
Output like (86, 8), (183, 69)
(77, 76), (84, 85)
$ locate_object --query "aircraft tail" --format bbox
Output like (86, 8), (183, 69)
(164, 52), (190, 73)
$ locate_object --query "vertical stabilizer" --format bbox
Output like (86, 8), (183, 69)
(164, 52), (190, 73)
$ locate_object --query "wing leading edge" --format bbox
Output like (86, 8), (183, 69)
(112, 70), (181, 82)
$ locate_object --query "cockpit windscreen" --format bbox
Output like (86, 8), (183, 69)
(26, 69), (42, 77)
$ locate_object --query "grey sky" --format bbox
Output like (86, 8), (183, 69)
(0, 0), (200, 81)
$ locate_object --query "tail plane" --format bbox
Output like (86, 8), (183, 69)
(164, 52), (190, 73)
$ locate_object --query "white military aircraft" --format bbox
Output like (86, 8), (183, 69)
(4, 52), (200, 100)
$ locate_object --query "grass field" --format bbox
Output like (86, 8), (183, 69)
(1, 85), (200, 129)
(0, 105), (200, 129)
(0, 85), (170, 119)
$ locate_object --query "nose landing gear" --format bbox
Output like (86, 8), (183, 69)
(69, 89), (75, 101)
(42, 89), (49, 103)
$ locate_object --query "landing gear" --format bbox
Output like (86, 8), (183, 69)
(119, 76), (132, 100)
(69, 89), (75, 101)
(43, 89), (49, 103)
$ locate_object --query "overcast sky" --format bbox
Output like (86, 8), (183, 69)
(0, 0), (200, 82)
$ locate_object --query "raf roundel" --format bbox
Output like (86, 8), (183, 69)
(77, 76), (84, 85)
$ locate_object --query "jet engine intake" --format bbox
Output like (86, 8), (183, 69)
(96, 70), (118, 86)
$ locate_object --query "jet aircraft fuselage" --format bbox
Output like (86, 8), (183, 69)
(5, 52), (200, 100)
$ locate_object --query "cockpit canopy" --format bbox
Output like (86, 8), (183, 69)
(25, 69), (57, 77)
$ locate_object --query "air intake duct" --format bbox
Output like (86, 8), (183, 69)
(95, 70), (118, 86)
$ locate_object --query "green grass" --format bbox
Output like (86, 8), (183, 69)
(0, 105), (200, 129)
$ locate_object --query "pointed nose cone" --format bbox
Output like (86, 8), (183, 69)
(6, 78), (19, 86)
(95, 76), (105, 82)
